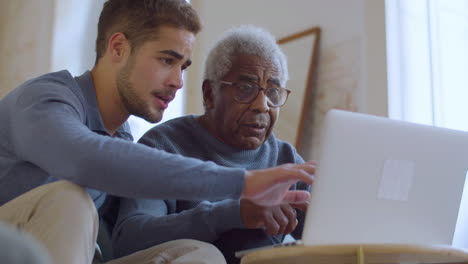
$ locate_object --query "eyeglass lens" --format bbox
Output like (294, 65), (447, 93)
(236, 83), (286, 106)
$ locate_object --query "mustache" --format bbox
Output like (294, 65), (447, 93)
(152, 91), (176, 101)
(152, 90), (176, 97)
(239, 114), (271, 126)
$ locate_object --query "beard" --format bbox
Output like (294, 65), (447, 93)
(116, 56), (163, 123)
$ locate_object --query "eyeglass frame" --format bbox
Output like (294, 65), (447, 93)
(211, 80), (291, 107)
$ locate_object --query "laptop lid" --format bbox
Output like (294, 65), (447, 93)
(302, 109), (468, 247)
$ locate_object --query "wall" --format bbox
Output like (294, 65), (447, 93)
(0, 0), (180, 141)
(51, 0), (105, 75)
(0, 0), (102, 96)
(0, 0), (54, 97)
(187, 0), (388, 160)
(0, 0), (388, 152)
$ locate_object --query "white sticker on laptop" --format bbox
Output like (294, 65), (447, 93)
(377, 160), (415, 201)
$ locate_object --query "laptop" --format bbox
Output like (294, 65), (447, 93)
(302, 109), (468, 247)
(236, 109), (468, 258)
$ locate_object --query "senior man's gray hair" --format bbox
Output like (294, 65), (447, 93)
(203, 25), (289, 87)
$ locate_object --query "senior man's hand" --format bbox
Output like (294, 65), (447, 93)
(240, 199), (305, 235)
(241, 161), (316, 206)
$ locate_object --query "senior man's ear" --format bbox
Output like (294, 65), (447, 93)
(202, 80), (215, 109)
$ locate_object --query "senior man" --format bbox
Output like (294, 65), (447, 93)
(112, 25), (310, 264)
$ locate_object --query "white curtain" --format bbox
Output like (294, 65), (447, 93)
(386, 0), (468, 132)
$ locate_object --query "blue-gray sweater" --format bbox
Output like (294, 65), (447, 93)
(0, 71), (245, 208)
(112, 115), (307, 258)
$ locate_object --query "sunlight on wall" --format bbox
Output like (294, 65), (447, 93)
(51, 0), (102, 75)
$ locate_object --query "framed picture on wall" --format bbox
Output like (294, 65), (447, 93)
(273, 27), (321, 151)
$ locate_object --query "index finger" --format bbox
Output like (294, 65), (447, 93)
(290, 202), (308, 212)
(299, 161), (317, 172)
(283, 190), (310, 204)
(287, 162), (316, 185)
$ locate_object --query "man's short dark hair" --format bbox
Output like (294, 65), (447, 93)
(95, 0), (201, 64)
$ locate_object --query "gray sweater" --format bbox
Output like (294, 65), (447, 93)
(0, 71), (245, 207)
(112, 115), (307, 258)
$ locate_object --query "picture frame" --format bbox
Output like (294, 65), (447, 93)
(273, 27), (321, 151)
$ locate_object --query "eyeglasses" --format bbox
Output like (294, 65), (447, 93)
(213, 80), (291, 107)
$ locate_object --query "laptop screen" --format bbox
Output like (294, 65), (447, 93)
(302, 109), (468, 247)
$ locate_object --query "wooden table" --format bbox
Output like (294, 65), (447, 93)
(240, 244), (468, 264)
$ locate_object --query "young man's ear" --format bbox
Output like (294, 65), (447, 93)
(202, 80), (214, 110)
(107, 32), (130, 63)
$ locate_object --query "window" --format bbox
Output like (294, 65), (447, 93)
(386, 0), (468, 131)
